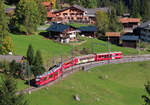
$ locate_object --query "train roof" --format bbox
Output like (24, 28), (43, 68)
(96, 51), (122, 55)
(36, 64), (62, 78)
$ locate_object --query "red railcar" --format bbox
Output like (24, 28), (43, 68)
(95, 52), (122, 61)
(62, 58), (78, 69)
(35, 64), (62, 87)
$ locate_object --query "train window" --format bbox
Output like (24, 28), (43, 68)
(49, 74), (53, 78)
(43, 77), (47, 81)
(116, 54), (118, 56)
(55, 72), (58, 76)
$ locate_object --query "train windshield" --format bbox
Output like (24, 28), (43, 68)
(36, 78), (40, 82)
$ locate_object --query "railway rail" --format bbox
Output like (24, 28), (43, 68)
(16, 54), (150, 95)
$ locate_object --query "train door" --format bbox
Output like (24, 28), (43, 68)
(112, 53), (115, 59)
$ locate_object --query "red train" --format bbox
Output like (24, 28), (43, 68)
(35, 52), (122, 87)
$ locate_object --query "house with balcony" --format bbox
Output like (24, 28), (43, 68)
(46, 23), (78, 43)
(119, 18), (140, 33)
(52, 5), (109, 24)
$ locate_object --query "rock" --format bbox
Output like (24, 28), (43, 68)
(74, 94), (80, 101)
(105, 75), (108, 79)
(96, 98), (100, 102)
(72, 86), (74, 89)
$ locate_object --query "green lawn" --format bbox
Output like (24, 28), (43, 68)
(26, 61), (150, 105)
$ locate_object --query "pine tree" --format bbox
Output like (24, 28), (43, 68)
(13, 0), (40, 35)
(117, 0), (124, 16)
(27, 44), (34, 65)
(130, 0), (141, 18)
(141, 0), (150, 21)
(81, 0), (97, 8)
(0, 75), (28, 105)
(0, 0), (13, 54)
(108, 7), (123, 32)
(32, 50), (45, 77)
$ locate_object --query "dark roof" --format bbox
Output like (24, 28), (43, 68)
(0, 55), (23, 63)
(138, 21), (150, 30)
(79, 26), (97, 32)
(46, 23), (76, 32)
(121, 35), (139, 41)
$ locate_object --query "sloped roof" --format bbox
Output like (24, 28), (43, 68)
(42, 2), (51, 7)
(47, 11), (56, 18)
(0, 55), (23, 63)
(119, 18), (140, 23)
(105, 32), (121, 37)
(53, 5), (109, 16)
(138, 21), (150, 29)
(46, 23), (76, 32)
(121, 35), (139, 41)
(79, 26), (97, 32)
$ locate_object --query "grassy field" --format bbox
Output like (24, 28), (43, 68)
(25, 61), (150, 105)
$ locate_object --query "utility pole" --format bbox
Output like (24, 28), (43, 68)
(72, 44), (74, 73)
(107, 36), (111, 64)
(28, 63), (31, 94)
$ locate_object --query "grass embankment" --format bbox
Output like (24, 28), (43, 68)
(26, 61), (150, 105)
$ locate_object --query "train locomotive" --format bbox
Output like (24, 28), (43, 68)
(35, 52), (122, 87)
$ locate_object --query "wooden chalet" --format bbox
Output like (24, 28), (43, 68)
(105, 32), (121, 45)
(79, 26), (97, 37)
(52, 5), (109, 24)
(119, 18), (140, 33)
(46, 23), (78, 43)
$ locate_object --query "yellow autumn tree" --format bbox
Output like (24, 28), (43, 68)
(1, 36), (14, 55)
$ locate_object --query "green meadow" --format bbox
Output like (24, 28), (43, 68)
(26, 61), (150, 105)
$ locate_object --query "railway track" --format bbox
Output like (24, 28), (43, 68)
(16, 54), (150, 95)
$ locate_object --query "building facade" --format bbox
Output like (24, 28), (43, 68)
(119, 18), (140, 33)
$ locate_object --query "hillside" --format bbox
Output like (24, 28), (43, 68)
(26, 61), (150, 105)
(11, 33), (148, 62)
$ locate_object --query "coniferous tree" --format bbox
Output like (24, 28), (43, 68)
(108, 7), (123, 32)
(141, 0), (150, 21)
(117, 0), (124, 16)
(130, 0), (141, 18)
(32, 50), (45, 77)
(0, 0), (13, 54)
(27, 44), (34, 65)
(0, 75), (28, 105)
(80, 0), (97, 8)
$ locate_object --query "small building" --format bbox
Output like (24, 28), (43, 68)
(105, 32), (121, 45)
(134, 21), (150, 42)
(46, 23), (78, 43)
(47, 11), (56, 22)
(79, 26), (97, 37)
(119, 18), (140, 33)
(121, 35), (139, 48)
